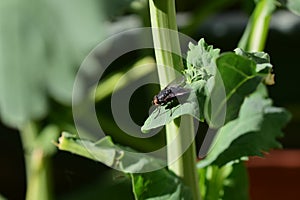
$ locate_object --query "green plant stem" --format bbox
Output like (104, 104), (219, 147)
(20, 122), (52, 200)
(149, 1), (200, 199)
(238, 0), (276, 51)
(149, 0), (183, 87)
(205, 165), (232, 200)
(20, 122), (37, 179)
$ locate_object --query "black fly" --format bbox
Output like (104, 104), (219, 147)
(152, 76), (190, 117)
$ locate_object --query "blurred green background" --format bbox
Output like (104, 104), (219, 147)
(0, 0), (299, 199)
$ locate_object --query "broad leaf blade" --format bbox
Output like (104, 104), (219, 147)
(234, 48), (272, 71)
(0, 1), (105, 127)
(286, 0), (300, 16)
(57, 132), (166, 173)
(198, 85), (291, 168)
(214, 105), (290, 167)
(210, 53), (264, 124)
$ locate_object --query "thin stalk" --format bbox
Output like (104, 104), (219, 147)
(20, 122), (38, 179)
(149, 1), (200, 199)
(238, 0), (276, 51)
(25, 150), (52, 200)
(20, 122), (52, 200)
(205, 165), (232, 200)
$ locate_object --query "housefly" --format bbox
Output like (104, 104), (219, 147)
(152, 76), (190, 117)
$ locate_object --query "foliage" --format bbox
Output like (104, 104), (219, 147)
(142, 39), (276, 131)
(55, 0), (294, 198)
(57, 132), (165, 173)
(0, 1), (136, 199)
(57, 132), (192, 199)
(57, 37), (290, 199)
(140, 37), (289, 199)
(198, 84), (290, 168)
(281, 0), (300, 15)
(1, 0), (298, 199)
(0, 0), (106, 127)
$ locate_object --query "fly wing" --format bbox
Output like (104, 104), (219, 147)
(168, 86), (190, 96)
(163, 75), (186, 89)
(165, 75), (190, 100)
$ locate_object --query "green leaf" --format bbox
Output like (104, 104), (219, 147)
(132, 170), (192, 200)
(57, 133), (193, 199)
(186, 38), (220, 77)
(0, 0), (105, 127)
(57, 132), (166, 173)
(234, 48), (272, 72)
(286, 0), (300, 16)
(198, 85), (291, 168)
(234, 48), (275, 85)
(211, 53), (265, 124)
(214, 106), (290, 167)
(102, 0), (136, 18)
(207, 49), (273, 127)
(45, 0), (106, 103)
